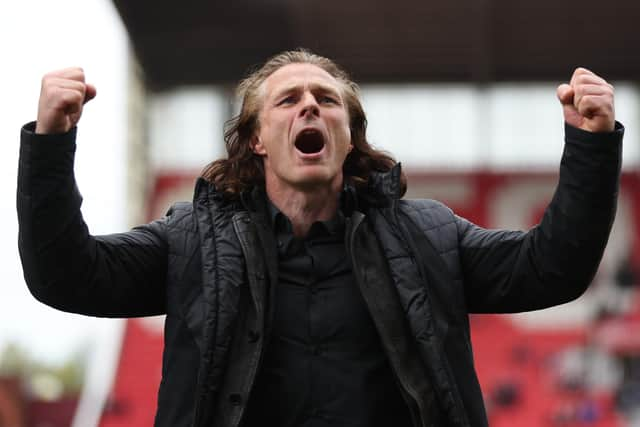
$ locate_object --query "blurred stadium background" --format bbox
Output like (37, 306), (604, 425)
(2, 0), (640, 426)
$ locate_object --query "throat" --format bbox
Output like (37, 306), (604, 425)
(266, 187), (341, 238)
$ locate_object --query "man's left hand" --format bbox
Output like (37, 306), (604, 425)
(557, 68), (615, 133)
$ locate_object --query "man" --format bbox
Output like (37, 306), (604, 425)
(18, 50), (623, 427)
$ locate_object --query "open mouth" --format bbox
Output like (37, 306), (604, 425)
(294, 129), (325, 154)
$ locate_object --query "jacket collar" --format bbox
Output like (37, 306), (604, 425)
(193, 177), (216, 204)
(241, 184), (354, 222)
(366, 162), (403, 201)
(194, 161), (403, 213)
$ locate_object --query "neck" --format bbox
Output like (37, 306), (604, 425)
(266, 180), (342, 237)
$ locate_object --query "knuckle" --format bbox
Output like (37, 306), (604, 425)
(67, 90), (83, 103)
(575, 74), (591, 85)
(41, 73), (54, 87)
(73, 67), (86, 80)
(54, 88), (80, 106)
(42, 82), (59, 99)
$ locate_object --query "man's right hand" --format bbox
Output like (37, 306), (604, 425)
(35, 67), (97, 134)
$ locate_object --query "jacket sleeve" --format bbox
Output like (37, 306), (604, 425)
(459, 122), (623, 313)
(17, 122), (168, 317)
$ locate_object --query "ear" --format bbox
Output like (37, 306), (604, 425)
(251, 135), (266, 156)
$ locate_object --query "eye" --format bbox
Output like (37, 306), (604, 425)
(277, 95), (296, 106)
(319, 95), (339, 104)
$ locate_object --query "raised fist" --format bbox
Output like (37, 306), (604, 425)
(557, 68), (615, 133)
(35, 67), (97, 134)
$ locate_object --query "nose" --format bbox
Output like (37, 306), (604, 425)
(299, 91), (320, 118)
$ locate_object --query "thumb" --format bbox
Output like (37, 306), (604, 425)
(556, 83), (574, 106)
(557, 83), (583, 128)
(84, 83), (97, 104)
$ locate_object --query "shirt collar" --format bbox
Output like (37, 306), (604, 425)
(265, 195), (345, 237)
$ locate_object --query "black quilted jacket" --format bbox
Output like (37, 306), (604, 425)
(17, 122), (623, 427)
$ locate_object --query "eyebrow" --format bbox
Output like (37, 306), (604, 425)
(273, 82), (342, 100)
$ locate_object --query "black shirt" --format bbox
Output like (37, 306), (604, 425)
(244, 202), (412, 427)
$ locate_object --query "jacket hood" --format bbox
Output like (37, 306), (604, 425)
(366, 162), (403, 201)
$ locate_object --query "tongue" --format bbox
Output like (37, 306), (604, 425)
(295, 131), (325, 154)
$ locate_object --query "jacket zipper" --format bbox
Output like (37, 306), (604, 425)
(391, 203), (471, 427)
(347, 213), (425, 427)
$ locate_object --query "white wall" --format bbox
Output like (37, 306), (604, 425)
(146, 80), (639, 180)
(361, 82), (639, 170)
(0, 0), (128, 364)
(149, 87), (227, 171)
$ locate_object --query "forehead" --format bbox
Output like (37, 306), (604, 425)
(261, 63), (343, 98)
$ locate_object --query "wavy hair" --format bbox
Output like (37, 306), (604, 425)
(201, 49), (406, 199)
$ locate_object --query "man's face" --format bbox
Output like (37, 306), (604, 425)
(253, 63), (352, 192)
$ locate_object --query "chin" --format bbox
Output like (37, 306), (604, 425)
(291, 171), (342, 190)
